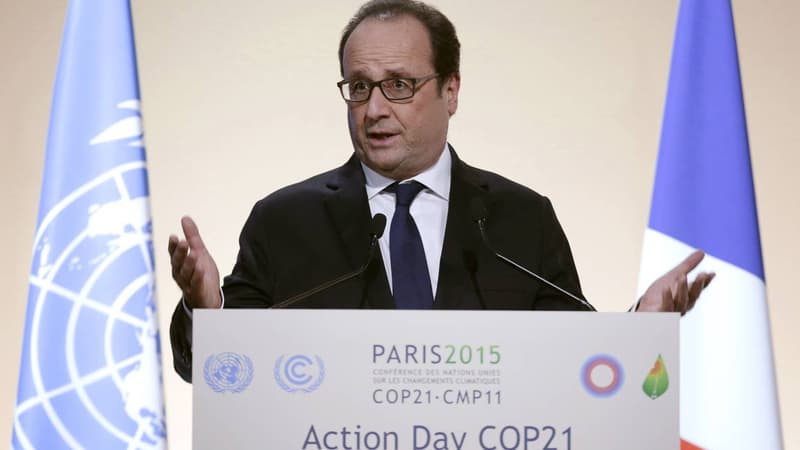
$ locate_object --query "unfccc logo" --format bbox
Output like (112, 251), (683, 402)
(581, 354), (624, 398)
(274, 354), (325, 393)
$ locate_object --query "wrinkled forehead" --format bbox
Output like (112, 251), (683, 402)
(341, 14), (434, 79)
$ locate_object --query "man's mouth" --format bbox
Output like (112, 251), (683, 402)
(367, 131), (399, 146)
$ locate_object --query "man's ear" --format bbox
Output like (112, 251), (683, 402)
(444, 73), (461, 116)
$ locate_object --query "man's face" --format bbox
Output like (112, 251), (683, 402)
(342, 15), (460, 180)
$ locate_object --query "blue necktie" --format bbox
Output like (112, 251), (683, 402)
(389, 181), (434, 309)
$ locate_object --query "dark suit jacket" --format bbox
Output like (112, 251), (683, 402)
(170, 149), (590, 381)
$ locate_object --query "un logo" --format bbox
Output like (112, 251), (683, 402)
(12, 100), (167, 449)
(203, 352), (255, 393)
(274, 355), (325, 393)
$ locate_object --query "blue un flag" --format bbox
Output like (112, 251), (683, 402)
(12, 1), (167, 448)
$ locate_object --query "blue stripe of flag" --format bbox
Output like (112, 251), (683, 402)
(39, 0), (142, 221)
(649, 0), (764, 280)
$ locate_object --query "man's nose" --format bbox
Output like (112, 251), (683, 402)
(365, 85), (392, 119)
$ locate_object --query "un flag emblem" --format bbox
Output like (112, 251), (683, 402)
(274, 355), (325, 393)
(203, 353), (255, 393)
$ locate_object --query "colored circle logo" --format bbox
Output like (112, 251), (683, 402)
(581, 354), (624, 397)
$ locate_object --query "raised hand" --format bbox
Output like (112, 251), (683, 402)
(167, 216), (222, 309)
(637, 250), (715, 314)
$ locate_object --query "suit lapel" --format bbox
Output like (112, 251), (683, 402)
(323, 155), (394, 309)
(435, 149), (490, 309)
(322, 149), (490, 310)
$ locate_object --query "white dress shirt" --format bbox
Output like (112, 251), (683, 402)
(361, 146), (451, 297)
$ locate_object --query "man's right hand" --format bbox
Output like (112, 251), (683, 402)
(167, 216), (222, 309)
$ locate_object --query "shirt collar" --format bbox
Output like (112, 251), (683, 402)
(362, 144), (452, 201)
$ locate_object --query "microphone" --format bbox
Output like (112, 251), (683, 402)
(469, 198), (596, 312)
(271, 213), (387, 309)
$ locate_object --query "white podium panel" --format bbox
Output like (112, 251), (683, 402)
(193, 310), (678, 450)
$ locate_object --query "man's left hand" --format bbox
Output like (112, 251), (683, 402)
(636, 250), (715, 314)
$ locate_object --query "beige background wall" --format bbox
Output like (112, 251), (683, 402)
(1, 1), (797, 449)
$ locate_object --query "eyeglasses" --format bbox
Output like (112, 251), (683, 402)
(337, 73), (439, 103)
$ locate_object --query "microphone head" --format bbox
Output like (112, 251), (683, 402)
(370, 213), (387, 238)
(469, 197), (488, 223)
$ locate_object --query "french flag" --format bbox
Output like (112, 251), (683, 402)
(637, 0), (783, 448)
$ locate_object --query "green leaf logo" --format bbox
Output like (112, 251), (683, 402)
(642, 354), (669, 399)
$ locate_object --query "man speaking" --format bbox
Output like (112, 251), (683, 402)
(168, 0), (713, 382)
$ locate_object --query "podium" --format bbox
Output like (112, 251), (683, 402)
(193, 310), (678, 449)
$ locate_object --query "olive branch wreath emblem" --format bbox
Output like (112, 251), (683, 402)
(273, 355), (326, 393)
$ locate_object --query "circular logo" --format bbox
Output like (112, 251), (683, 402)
(203, 352), (255, 393)
(273, 355), (325, 393)
(581, 354), (624, 397)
